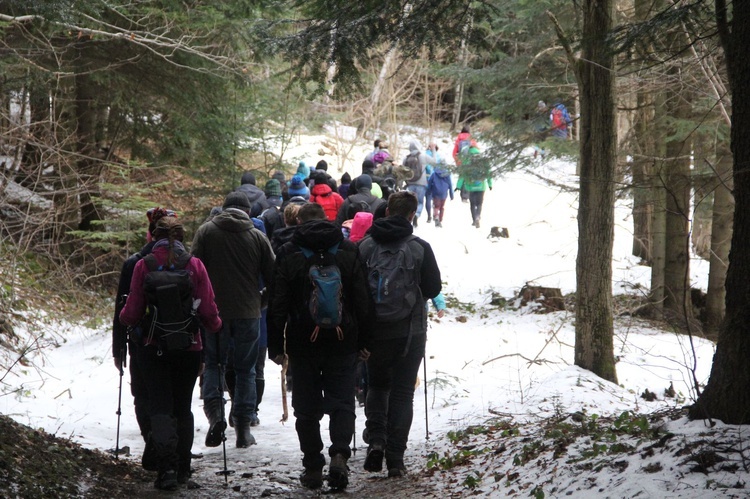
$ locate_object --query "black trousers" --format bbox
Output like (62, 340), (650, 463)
(365, 334), (426, 464)
(469, 191), (485, 222)
(138, 346), (200, 475)
(290, 353), (357, 470)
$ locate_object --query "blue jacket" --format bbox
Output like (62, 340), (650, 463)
(427, 168), (454, 200)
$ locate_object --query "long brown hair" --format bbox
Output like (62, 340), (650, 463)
(152, 216), (184, 267)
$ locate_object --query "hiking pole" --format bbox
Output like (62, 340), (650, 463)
(214, 331), (234, 485)
(423, 354), (429, 441)
(115, 348), (125, 459)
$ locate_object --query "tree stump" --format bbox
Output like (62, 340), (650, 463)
(518, 285), (564, 313)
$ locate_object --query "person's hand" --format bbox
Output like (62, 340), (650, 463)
(437, 309), (445, 318)
(489, 186), (493, 190)
(272, 353), (287, 365)
(358, 348), (371, 361)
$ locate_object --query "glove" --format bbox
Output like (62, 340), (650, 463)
(489, 186), (493, 190)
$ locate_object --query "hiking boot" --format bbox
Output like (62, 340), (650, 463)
(387, 462), (407, 478)
(435, 220), (442, 228)
(204, 398), (226, 448)
(249, 413), (260, 427)
(363, 442), (384, 472)
(328, 454), (349, 490)
(177, 469), (191, 485)
(426, 215), (432, 223)
(473, 217), (480, 228)
(299, 468), (323, 489)
(154, 470), (179, 491)
(236, 422), (256, 448)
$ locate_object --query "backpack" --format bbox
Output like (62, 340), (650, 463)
(142, 253), (199, 352)
(458, 138), (471, 153)
(404, 152), (423, 183)
(301, 244), (345, 341)
(373, 150), (391, 166)
(551, 104), (571, 131)
(360, 236), (421, 322)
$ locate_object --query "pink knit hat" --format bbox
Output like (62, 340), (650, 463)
(349, 212), (374, 243)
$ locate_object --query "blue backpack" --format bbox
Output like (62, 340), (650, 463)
(301, 244), (344, 341)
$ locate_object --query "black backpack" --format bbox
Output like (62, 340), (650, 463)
(404, 152), (423, 182)
(142, 253), (199, 352)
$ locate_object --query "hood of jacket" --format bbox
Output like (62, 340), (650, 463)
(368, 215), (413, 244)
(211, 208), (255, 233)
(434, 167), (451, 179)
(408, 140), (420, 154)
(311, 182), (333, 197)
(292, 219), (344, 251)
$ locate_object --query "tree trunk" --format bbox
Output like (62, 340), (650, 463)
(704, 149), (733, 338)
(663, 90), (692, 317)
(450, 16), (471, 133)
(74, 40), (101, 231)
(690, 0), (750, 424)
(631, 85), (656, 262)
(649, 161), (667, 312)
(574, 0), (618, 384)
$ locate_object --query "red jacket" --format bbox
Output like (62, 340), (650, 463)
(311, 183), (344, 221)
(452, 132), (472, 164)
(119, 243), (222, 351)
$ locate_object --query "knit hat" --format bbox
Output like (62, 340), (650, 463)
(356, 174), (372, 190)
(272, 170), (286, 184)
(265, 179), (282, 197)
(296, 161), (310, 179)
(223, 191), (251, 211)
(240, 171), (256, 185)
(316, 160), (328, 171)
(288, 174), (310, 198)
(341, 172), (352, 184)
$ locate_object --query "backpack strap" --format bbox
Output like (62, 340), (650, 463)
(143, 252), (192, 272)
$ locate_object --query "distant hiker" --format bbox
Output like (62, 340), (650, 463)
(455, 141), (492, 228)
(550, 101), (572, 139)
(272, 203), (304, 255)
(532, 101), (549, 158)
(364, 139), (382, 163)
(267, 203), (373, 491)
(403, 140), (437, 228)
(288, 173), (311, 200)
(311, 160), (339, 192)
(357, 190), (442, 478)
(335, 174), (385, 226)
(112, 207), (175, 449)
(272, 170), (289, 201)
(423, 143), (444, 224)
(259, 179), (285, 236)
(426, 163), (454, 228)
(235, 171), (270, 213)
(191, 192), (276, 449)
(119, 216), (222, 490)
(360, 160), (384, 199)
(338, 172), (352, 199)
(310, 178), (345, 221)
(452, 125), (472, 166)
(296, 161), (311, 184)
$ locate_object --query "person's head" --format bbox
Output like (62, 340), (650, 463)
(356, 174), (373, 191)
(296, 161), (310, 179)
(349, 212), (374, 243)
(346, 200), (370, 220)
(341, 172), (352, 184)
(461, 125), (470, 134)
(428, 143), (438, 152)
(537, 100), (547, 111)
(289, 174), (307, 192)
(223, 191), (252, 215)
(240, 171), (256, 186)
(386, 190), (418, 220)
(297, 202), (326, 223)
(265, 179), (282, 198)
(284, 203), (302, 226)
(272, 170), (286, 183)
(374, 139), (381, 149)
(316, 160), (328, 172)
(362, 159), (375, 175)
(146, 207), (177, 241)
(152, 216), (185, 266)
(379, 141), (389, 150)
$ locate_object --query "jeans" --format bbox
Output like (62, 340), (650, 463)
(202, 318), (260, 425)
(406, 184), (427, 219)
(424, 189), (433, 219)
(469, 191), (485, 222)
(290, 353), (357, 470)
(365, 334), (426, 463)
(138, 346), (200, 475)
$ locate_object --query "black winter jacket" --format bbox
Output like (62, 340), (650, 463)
(358, 215), (442, 340)
(334, 188), (386, 226)
(112, 241), (155, 361)
(267, 219), (373, 359)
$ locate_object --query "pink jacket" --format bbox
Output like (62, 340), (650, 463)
(349, 212), (374, 243)
(119, 245), (222, 351)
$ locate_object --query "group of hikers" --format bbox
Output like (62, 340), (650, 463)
(111, 151), (447, 490)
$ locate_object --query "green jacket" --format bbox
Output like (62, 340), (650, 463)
(456, 146), (492, 192)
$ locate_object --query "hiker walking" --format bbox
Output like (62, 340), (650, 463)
(403, 140), (436, 228)
(334, 174), (385, 226)
(426, 163), (454, 228)
(267, 203), (373, 491)
(112, 207), (175, 449)
(455, 140), (492, 228)
(119, 216), (222, 490)
(235, 171), (270, 213)
(357, 191), (442, 478)
(191, 192), (275, 449)
(423, 143), (443, 224)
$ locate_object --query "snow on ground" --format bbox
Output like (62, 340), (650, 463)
(1, 136), (739, 497)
